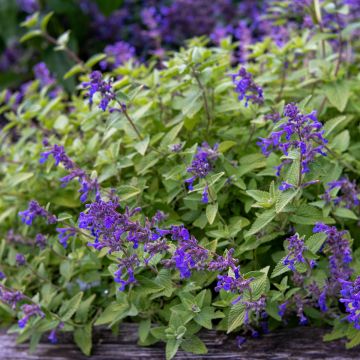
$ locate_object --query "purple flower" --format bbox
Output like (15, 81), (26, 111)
(40, 144), (99, 202)
(56, 228), (77, 248)
(208, 248), (238, 272)
(318, 290), (328, 312)
(231, 67), (264, 107)
(17, 0), (39, 13)
(0, 285), (24, 309)
(202, 186), (209, 204)
(114, 254), (139, 291)
(170, 143), (183, 152)
(185, 142), (219, 191)
(340, 277), (360, 330)
(18, 304), (44, 328)
(236, 335), (247, 348)
(313, 223), (352, 289)
(82, 71), (116, 111)
(15, 254), (26, 266)
(242, 296), (266, 324)
(283, 234), (306, 271)
(35, 233), (47, 249)
(322, 178), (359, 209)
(33, 62), (55, 87)
(258, 103), (327, 176)
(18, 200), (57, 226)
(279, 182), (295, 191)
(215, 266), (252, 304)
(0, 272), (6, 280)
(278, 301), (288, 318)
(100, 41), (136, 70)
(40, 144), (75, 169)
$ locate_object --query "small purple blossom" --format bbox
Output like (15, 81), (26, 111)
(100, 41), (136, 70)
(18, 304), (44, 328)
(33, 62), (55, 87)
(17, 0), (39, 13)
(56, 228), (77, 248)
(236, 335), (247, 348)
(313, 223), (352, 289)
(82, 71), (116, 111)
(279, 182), (295, 191)
(170, 143), (183, 152)
(114, 254), (139, 291)
(283, 234), (306, 271)
(242, 296), (266, 325)
(35, 234), (47, 249)
(18, 200), (57, 226)
(15, 254), (26, 266)
(322, 178), (359, 209)
(185, 142), (219, 191)
(0, 272), (6, 280)
(215, 266), (252, 304)
(231, 67), (264, 107)
(0, 285), (24, 309)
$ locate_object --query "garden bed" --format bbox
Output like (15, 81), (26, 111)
(1, 325), (358, 360)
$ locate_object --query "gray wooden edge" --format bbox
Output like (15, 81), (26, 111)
(1, 324), (359, 360)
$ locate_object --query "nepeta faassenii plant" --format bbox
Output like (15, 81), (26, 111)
(1, 1), (360, 358)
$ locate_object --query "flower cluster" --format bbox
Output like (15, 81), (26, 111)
(322, 178), (359, 209)
(185, 142), (219, 203)
(340, 277), (360, 330)
(18, 304), (44, 328)
(33, 62), (55, 87)
(82, 71), (116, 111)
(18, 200), (57, 226)
(100, 41), (136, 70)
(215, 267), (252, 304)
(283, 234), (306, 271)
(231, 67), (264, 107)
(0, 285), (24, 309)
(258, 103), (327, 176)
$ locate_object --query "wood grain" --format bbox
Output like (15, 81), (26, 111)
(1, 325), (359, 359)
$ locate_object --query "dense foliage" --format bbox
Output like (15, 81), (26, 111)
(1, 1), (360, 359)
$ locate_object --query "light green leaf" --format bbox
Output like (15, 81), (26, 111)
(275, 189), (298, 214)
(181, 336), (207, 354)
(227, 303), (245, 333)
(206, 203), (218, 225)
(324, 80), (350, 112)
(74, 324), (92, 356)
(60, 292), (84, 321)
(245, 209), (276, 237)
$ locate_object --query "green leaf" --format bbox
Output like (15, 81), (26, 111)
(20, 30), (42, 43)
(333, 207), (358, 220)
(74, 324), (92, 356)
(218, 140), (237, 153)
(134, 135), (150, 155)
(305, 232), (327, 253)
(271, 257), (289, 278)
(40, 12), (54, 32)
(181, 336), (207, 354)
(245, 209), (276, 237)
(246, 190), (271, 203)
(160, 122), (183, 147)
(94, 302), (129, 326)
(346, 331), (360, 349)
(324, 80), (350, 112)
(138, 319), (151, 343)
(63, 64), (84, 79)
(117, 185), (141, 201)
(206, 203), (218, 225)
(331, 130), (350, 153)
(85, 53), (107, 68)
(227, 303), (245, 333)
(59, 292), (84, 321)
(275, 189), (298, 213)
(10, 172), (34, 187)
(166, 338), (181, 360)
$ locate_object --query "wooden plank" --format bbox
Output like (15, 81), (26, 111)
(0, 325), (359, 359)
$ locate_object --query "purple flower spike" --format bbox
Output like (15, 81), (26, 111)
(82, 71), (116, 111)
(18, 200), (57, 226)
(258, 103), (327, 177)
(18, 304), (44, 328)
(15, 254), (26, 266)
(322, 178), (359, 209)
(283, 234), (306, 271)
(231, 67), (264, 107)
